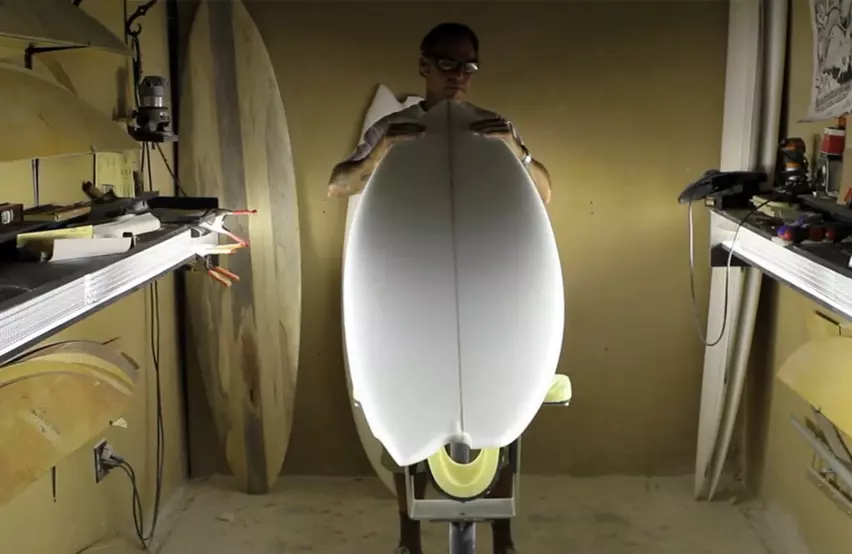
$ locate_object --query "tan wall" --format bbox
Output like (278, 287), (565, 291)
(181, 0), (730, 476)
(0, 2), (185, 553)
(745, 1), (852, 553)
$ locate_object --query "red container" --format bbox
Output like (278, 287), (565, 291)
(820, 126), (846, 156)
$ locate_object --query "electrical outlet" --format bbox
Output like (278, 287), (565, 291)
(93, 439), (112, 483)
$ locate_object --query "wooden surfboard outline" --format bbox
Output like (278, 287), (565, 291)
(778, 335), (852, 438)
(179, 0), (301, 494)
(0, 61), (138, 163)
(0, 341), (139, 507)
(342, 84), (422, 494)
(0, 0), (131, 55)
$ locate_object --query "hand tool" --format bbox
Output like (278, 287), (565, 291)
(194, 208), (256, 247)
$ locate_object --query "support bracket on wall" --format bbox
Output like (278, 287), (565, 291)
(790, 412), (852, 517)
(710, 244), (750, 268)
(806, 468), (852, 519)
(23, 45), (86, 70)
(793, 410), (852, 516)
(126, 0), (159, 40)
(812, 409), (852, 465)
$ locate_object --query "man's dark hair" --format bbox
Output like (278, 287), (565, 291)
(420, 22), (479, 57)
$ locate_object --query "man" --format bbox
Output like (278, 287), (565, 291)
(328, 22), (551, 204)
(328, 22), (551, 554)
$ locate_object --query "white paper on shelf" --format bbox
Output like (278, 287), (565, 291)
(48, 237), (132, 262)
(93, 213), (161, 238)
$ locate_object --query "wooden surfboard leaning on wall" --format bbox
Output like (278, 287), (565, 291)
(179, 0), (301, 494)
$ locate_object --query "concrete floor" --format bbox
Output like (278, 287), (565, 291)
(143, 475), (781, 554)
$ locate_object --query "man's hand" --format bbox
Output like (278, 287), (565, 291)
(470, 117), (514, 140)
(470, 117), (552, 205)
(373, 122), (427, 160)
(328, 159), (366, 198)
(328, 122), (426, 198)
(470, 117), (522, 153)
(385, 121), (427, 139)
(470, 117), (524, 144)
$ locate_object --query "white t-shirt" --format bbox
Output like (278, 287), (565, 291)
(342, 101), (527, 165)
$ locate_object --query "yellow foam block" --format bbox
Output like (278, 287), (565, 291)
(427, 446), (501, 501)
(544, 373), (572, 405)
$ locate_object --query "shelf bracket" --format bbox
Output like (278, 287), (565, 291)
(24, 45), (87, 70)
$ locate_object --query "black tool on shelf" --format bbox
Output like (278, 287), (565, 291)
(0, 192), (220, 264)
(677, 169), (767, 208)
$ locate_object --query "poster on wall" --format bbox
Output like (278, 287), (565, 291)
(805, 0), (852, 121)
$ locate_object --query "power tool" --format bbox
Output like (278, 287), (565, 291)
(127, 76), (177, 143)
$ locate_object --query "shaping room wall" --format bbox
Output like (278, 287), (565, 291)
(0, 2), (185, 553)
(744, 1), (852, 553)
(201, 0), (730, 476)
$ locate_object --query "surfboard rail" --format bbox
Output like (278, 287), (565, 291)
(342, 84), (423, 494)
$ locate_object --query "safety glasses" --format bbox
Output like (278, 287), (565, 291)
(426, 55), (480, 74)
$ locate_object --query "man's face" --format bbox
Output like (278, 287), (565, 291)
(420, 38), (479, 102)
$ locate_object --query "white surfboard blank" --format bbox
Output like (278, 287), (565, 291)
(343, 100), (564, 468)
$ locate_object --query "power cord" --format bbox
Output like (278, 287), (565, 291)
(689, 139), (814, 346)
(144, 140), (165, 547)
(153, 141), (188, 196)
(99, 451), (147, 546)
(113, 1), (164, 548)
(687, 193), (781, 347)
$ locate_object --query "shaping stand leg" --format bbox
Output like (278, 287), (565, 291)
(448, 442), (475, 554)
